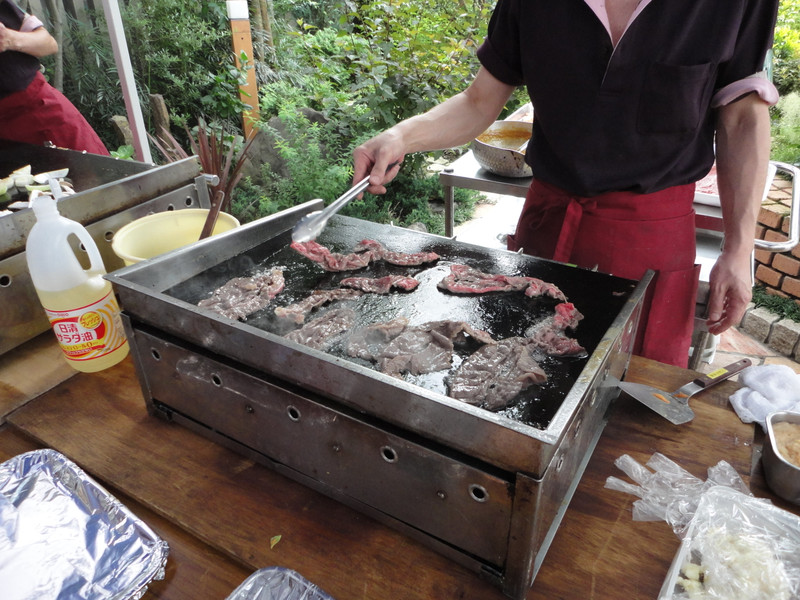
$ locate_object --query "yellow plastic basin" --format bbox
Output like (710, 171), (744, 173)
(112, 208), (240, 266)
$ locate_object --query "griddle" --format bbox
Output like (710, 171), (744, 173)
(108, 202), (651, 599)
(0, 138), (151, 211)
(166, 218), (637, 430)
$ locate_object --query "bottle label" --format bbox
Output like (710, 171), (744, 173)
(43, 291), (127, 362)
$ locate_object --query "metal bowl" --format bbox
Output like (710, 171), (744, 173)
(763, 410), (800, 505)
(470, 120), (533, 178)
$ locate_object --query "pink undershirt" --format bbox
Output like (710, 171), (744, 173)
(583, 0), (779, 106)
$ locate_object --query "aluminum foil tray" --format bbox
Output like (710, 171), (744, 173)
(226, 567), (335, 600)
(0, 449), (169, 600)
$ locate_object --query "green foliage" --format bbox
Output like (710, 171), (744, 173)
(230, 110), (353, 223)
(247, 0), (504, 225)
(771, 92), (800, 164)
(341, 0), (494, 125)
(43, 0), (254, 150)
(773, 29), (800, 95)
(110, 145), (136, 160)
(774, 0), (800, 95)
(119, 0), (240, 127)
(752, 285), (800, 323)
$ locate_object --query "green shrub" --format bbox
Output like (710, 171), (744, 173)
(771, 92), (800, 164)
(120, 0), (245, 128)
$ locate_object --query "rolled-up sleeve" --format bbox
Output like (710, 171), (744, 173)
(712, 71), (780, 107)
(713, 0), (779, 107)
(476, 0), (525, 87)
(20, 13), (44, 32)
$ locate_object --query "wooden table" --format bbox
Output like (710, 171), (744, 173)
(1, 338), (796, 600)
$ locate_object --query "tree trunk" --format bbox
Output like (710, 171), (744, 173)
(257, 0), (273, 48)
(44, 0), (63, 91)
(86, 0), (98, 29)
(250, 0), (264, 60)
(61, 0), (78, 22)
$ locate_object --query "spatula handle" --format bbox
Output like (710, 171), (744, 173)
(692, 358), (752, 388)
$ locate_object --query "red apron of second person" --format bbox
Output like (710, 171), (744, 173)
(0, 71), (109, 155)
(509, 179), (700, 368)
(0, 0), (108, 155)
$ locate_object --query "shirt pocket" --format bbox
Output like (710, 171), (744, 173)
(637, 62), (715, 134)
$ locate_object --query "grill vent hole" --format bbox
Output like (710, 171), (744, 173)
(469, 484), (488, 503)
(381, 446), (398, 463)
(211, 374), (222, 387)
(150, 349), (161, 360)
(287, 406), (301, 421)
(0, 274), (11, 287)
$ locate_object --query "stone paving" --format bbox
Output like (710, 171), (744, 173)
(738, 303), (800, 368)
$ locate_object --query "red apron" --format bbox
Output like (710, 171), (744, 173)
(508, 179), (700, 368)
(0, 72), (109, 155)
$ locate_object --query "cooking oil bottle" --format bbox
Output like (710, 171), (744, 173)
(25, 190), (129, 372)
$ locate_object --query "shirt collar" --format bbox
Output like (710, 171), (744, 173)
(583, 0), (653, 44)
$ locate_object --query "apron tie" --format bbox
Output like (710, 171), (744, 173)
(552, 196), (597, 263)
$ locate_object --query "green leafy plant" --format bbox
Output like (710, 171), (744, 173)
(110, 145), (136, 160)
(243, 110), (354, 217)
(752, 285), (800, 323)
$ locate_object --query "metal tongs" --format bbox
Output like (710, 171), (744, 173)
(292, 176), (371, 243)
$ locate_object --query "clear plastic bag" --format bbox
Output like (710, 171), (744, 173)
(604, 452), (750, 537)
(605, 453), (800, 600)
(658, 487), (800, 600)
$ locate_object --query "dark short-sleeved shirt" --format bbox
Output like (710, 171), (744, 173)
(477, 0), (779, 196)
(0, 0), (42, 98)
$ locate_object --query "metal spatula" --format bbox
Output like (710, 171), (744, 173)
(292, 176), (370, 243)
(618, 358), (752, 424)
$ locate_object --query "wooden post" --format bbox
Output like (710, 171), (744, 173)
(227, 0), (260, 137)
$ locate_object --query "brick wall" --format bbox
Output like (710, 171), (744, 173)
(753, 176), (800, 304)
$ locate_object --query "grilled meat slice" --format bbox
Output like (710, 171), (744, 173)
(291, 239), (439, 272)
(284, 308), (356, 351)
(438, 264), (566, 301)
(448, 337), (547, 411)
(339, 275), (419, 294)
(197, 268), (285, 321)
(376, 320), (495, 377)
(275, 289), (363, 324)
(346, 317), (409, 362)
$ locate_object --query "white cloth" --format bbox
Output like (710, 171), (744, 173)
(729, 364), (800, 431)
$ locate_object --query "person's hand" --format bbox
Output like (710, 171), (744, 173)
(352, 129), (405, 195)
(705, 248), (754, 335)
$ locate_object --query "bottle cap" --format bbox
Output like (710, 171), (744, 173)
(30, 190), (59, 219)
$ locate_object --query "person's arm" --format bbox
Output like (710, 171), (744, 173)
(353, 66), (516, 194)
(706, 92), (772, 335)
(0, 18), (58, 57)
